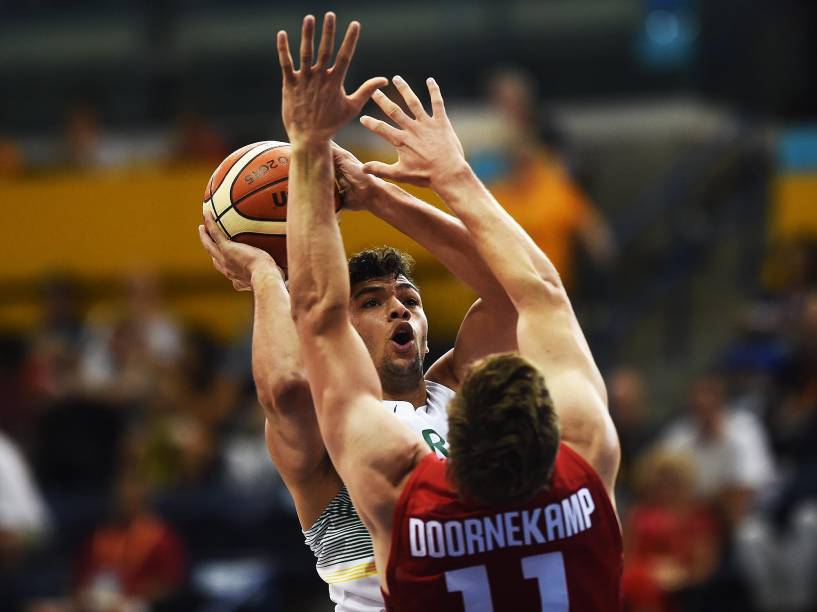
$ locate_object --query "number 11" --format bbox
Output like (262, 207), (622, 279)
(444, 551), (568, 612)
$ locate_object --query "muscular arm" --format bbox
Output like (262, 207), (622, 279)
(199, 214), (339, 528)
(249, 267), (340, 526)
(279, 14), (427, 556)
(334, 146), (516, 388)
(435, 168), (619, 490)
(361, 77), (619, 493)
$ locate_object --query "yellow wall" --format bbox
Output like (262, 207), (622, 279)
(0, 164), (474, 339)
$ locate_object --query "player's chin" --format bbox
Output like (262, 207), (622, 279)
(386, 343), (421, 367)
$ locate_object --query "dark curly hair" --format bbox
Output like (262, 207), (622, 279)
(347, 246), (416, 286)
(446, 353), (560, 507)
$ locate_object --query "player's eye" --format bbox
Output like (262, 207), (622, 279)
(404, 298), (420, 308)
(362, 298), (379, 308)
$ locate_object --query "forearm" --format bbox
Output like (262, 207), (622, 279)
(287, 139), (350, 319)
(250, 265), (308, 410)
(367, 182), (509, 304)
(432, 165), (564, 308)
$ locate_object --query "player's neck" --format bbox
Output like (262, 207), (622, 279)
(382, 380), (427, 409)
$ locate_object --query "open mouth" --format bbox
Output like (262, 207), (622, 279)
(390, 322), (415, 351)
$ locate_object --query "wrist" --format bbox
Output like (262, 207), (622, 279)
(288, 132), (332, 151)
(250, 262), (286, 290)
(361, 179), (394, 214)
(430, 159), (476, 197)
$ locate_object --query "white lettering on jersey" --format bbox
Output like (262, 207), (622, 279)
(408, 487), (596, 559)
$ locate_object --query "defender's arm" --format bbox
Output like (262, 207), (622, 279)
(361, 78), (619, 493)
(435, 168), (619, 490)
(280, 15), (427, 540)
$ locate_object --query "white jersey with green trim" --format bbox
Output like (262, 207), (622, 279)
(302, 380), (454, 612)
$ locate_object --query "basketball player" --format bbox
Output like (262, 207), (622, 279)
(278, 13), (622, 611)
(199, 13), (518, 610)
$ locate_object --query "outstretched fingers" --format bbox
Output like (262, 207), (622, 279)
(392, 75), (426, 119)
(276, 31), (295, 81)
(360, 115), (404, 147)
(315, 12), (336, 69)
(332, 20), (360, 81)
(348, 77), (389, 110)
(426, 77), (446, 117)
(370, 89), (412, 127)
(299, 14), (316, 71)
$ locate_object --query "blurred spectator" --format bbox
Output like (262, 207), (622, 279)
(26, 274), (87, 402)
(720, 301), (787, 419)
(170, 112), (228, 165)
(128, 407), (220, 492)
(74, 469), (187, 611)
(0, 332), (37, 444)
(622, 448), (720, 612)
(659, 374), (776, 523)
(769, 291), (817, 470)
(0, 430), (51, 562)
(736, 501), (817, 612)
(0, 430), (51, 609)
(480, 68), (615, 288)
(59, 102), (137, 170)
(608, 367), (656, 504)
(124, 326), (224, 492)
(60, 102), (106, 170)
(80, 273), (182, 403)
(220, 400), (280, 492)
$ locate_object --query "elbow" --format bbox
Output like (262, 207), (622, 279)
(257, 371), (312, 417)
(290, 294), (348, 336)
(514, 275), (569, 311)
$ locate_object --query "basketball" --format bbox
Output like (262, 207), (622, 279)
(202, 140), (343, 271)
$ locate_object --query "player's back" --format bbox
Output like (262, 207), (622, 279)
(384, 443), (622, 612)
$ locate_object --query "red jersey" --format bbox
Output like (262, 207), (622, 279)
(384, 443), (622, 612)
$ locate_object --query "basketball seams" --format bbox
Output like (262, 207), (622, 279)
(210, 198), (232, 239)
(219, 207), (287, 237)
(228, 142), (290, 204)
(211, 142), (276, 222)
(207, 140), (342, 269)
(209, 141), (265, 194)
(230, 175), (289, 220)
(204, 172), (215, 203)
(233, 231), (289, 239)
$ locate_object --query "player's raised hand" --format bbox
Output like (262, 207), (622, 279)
(199, 208), (283, 291)
(278, 13), (387, 145)
(359, 76), (468, 189)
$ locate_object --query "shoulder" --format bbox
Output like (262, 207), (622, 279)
(424, 351), (460, 391)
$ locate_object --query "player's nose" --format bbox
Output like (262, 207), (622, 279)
(388, 300), (410, 320)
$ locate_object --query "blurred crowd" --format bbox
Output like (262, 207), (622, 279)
(0, 271), (308, 611)
(611, 237), (817, 612)
(2, 64), (816, 612)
